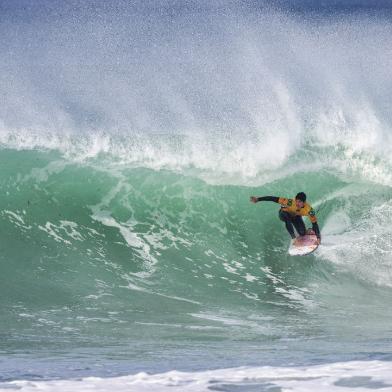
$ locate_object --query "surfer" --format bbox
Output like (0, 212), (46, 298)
(250, 192), (321, 244)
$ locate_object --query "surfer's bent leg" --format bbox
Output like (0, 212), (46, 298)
(279, 210), (296, 239)
(292, 215), (306, 236)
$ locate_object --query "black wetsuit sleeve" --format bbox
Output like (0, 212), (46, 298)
(312, 222), (321, 239)
(257, 196), (279, 203)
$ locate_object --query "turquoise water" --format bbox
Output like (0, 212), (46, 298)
(1, 148), (392, 381)
(1, 1), (392, 387)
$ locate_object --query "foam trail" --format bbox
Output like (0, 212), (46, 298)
(319, 201), (392, 287)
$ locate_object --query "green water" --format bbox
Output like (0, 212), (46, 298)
(0, 149), (391, 379)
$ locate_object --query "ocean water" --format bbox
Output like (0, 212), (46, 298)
(1, 1), (392, 390)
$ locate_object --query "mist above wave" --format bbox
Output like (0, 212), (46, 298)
(1, 2), (392, 183)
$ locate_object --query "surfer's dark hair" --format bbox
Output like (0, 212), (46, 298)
(295, 192), (306, 202)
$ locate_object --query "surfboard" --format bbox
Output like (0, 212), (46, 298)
(288, 232), (319, 256)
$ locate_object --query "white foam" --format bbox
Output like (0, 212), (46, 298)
(318, 201), (392, 287)
(260, 267), (316, 308)
(1, 9), (392, 186)
(243, 273), (258, 282)
(190, 311), (274, 335)
(3, 360), (392, 392)
(38, 222), (72, 245)
(22, 159), (69, 183)
(89, 177), (159, 276)
(2, 210), (32, 230)
(124, 281), (200, 305)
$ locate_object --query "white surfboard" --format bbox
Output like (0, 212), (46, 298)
(288, 232), (319, 256)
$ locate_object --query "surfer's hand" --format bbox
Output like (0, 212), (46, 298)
(317, 238), (321, 245)
(250, 196), (258, 203)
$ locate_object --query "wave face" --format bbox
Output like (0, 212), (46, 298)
(1, 0), (392, 383)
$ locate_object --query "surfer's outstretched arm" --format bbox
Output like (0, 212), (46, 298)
(250, 196), (279, 203)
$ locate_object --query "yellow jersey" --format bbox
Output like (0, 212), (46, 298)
(278, 197), (317, 223)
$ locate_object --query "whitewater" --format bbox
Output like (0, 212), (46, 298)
(1, 1), (392, 391)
